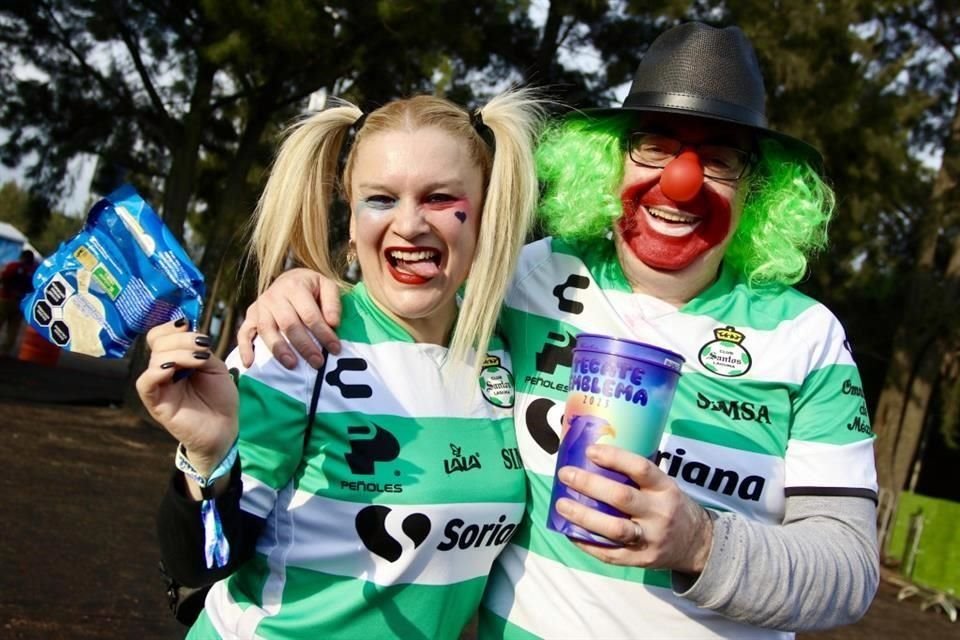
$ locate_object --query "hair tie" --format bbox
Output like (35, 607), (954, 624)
(471, 109), (496, 151)
(352, 112), (367, 134)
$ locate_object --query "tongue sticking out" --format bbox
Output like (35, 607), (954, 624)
(396, 258), (440, 279)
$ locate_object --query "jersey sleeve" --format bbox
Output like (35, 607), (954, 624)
(225, 340), (314, 518)
(784, 306), (878, 501)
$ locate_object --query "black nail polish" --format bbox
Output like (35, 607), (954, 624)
(174, 317), (187, 328)
(195, 335), (212, 347)
(193, 351), (211, 360)
(160, 362), (176, 369)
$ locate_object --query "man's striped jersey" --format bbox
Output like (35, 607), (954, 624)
(479, 238), (877, 639)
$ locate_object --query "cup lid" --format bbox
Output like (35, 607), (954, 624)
(574, 333), (685, 373)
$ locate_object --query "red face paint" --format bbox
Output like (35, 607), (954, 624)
(618, 177), (732, 271)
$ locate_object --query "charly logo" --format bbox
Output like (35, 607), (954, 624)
(444, 444), (481, 473)
(654, 447), (766, 502)
(553, 274), (590, 314)
(698, 326), (752, 377)
(326, 357), (373, 398)
(355, 505), (431, 562)
(696, 392), (771, 424)
(479, 355), (515, 408)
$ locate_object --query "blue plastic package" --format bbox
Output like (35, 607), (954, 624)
(22, 184), (205, 357)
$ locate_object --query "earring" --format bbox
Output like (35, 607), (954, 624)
(345, 238), (360, 282)
(346, 238), (357, 265)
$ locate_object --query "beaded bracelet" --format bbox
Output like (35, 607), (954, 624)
(175, 440), (239, 568)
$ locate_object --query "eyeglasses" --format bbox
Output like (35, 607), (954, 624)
(627, 132), (753, 181)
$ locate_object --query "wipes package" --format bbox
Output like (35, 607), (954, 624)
(22, 184), (204, 357)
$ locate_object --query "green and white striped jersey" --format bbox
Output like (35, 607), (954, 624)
(190, 283), (525, 640)
(479, 238), (877, 639)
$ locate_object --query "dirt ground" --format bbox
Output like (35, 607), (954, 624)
(0, 355), (957, 639)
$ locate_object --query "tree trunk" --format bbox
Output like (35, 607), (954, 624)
(529, 0), (565, 84)
(200, 258), (226, 333)
(872, 94), (960, 492)
(123, 60), (215, 414)
(160, 59), (216, 241)
(215, 301), (238, 360)
(873, 329), (942, 492)
(198, 99), (274, 291)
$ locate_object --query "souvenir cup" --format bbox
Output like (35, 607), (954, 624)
(547, 334), (684, 545)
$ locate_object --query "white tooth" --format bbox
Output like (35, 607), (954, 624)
(645, 207), (701, 237)
(390, 249), (437, 261)
(650, 208), (698, 223)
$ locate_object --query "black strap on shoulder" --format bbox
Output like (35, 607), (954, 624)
(304, 348), (329, 447)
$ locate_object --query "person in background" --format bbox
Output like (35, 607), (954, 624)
(0, 249), (37, 355)
(236, 23), (879, 639)
(139, 89), (545, 638)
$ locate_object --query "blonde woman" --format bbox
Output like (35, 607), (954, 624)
(138, 90), (544, 639)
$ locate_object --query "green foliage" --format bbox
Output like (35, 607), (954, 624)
(0, 179), (82, 256)
(0, 181), (30, 230)
(32, 210), (84, 257)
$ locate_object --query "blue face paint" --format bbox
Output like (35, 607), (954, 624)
(454, 210), (467, 223)
(359, 197), (396, 212)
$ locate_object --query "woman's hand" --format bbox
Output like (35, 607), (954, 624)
(554, 444), (714, 575)
(136, 319), (238, 476)
(237, 268), (343, 370)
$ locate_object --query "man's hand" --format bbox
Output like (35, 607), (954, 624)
(554, 444), (714, 576)
(237, 268), (343, 369)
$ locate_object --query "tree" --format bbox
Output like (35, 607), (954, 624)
(863, 0), (960, 495)
(0, 180), (82, 255)
(0, 0), (533, 345)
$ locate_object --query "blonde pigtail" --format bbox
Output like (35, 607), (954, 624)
(251, 104), (363, 294)
(449, 88), (546, 373)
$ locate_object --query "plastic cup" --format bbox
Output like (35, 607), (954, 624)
(546, 333), (684, 545)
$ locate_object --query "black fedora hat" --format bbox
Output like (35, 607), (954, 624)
(588, 22), (822, 167)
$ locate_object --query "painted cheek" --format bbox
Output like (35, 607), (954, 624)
(357, 199), (396, 215)
(422, 198), (470, 224)
(618, 180), (732, 271)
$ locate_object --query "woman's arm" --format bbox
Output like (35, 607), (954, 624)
(156, 461), (266, 587)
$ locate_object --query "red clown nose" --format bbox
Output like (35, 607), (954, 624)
(660, 150), (704, 202)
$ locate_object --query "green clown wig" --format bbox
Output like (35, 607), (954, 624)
(535, 115), (834, 287)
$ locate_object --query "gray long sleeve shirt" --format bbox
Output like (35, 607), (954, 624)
(676, 495), (879, 631)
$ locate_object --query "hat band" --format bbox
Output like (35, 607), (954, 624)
(622, 92), (768, 129)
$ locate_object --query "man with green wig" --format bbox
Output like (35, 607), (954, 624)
(237, 22), (878, 638)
